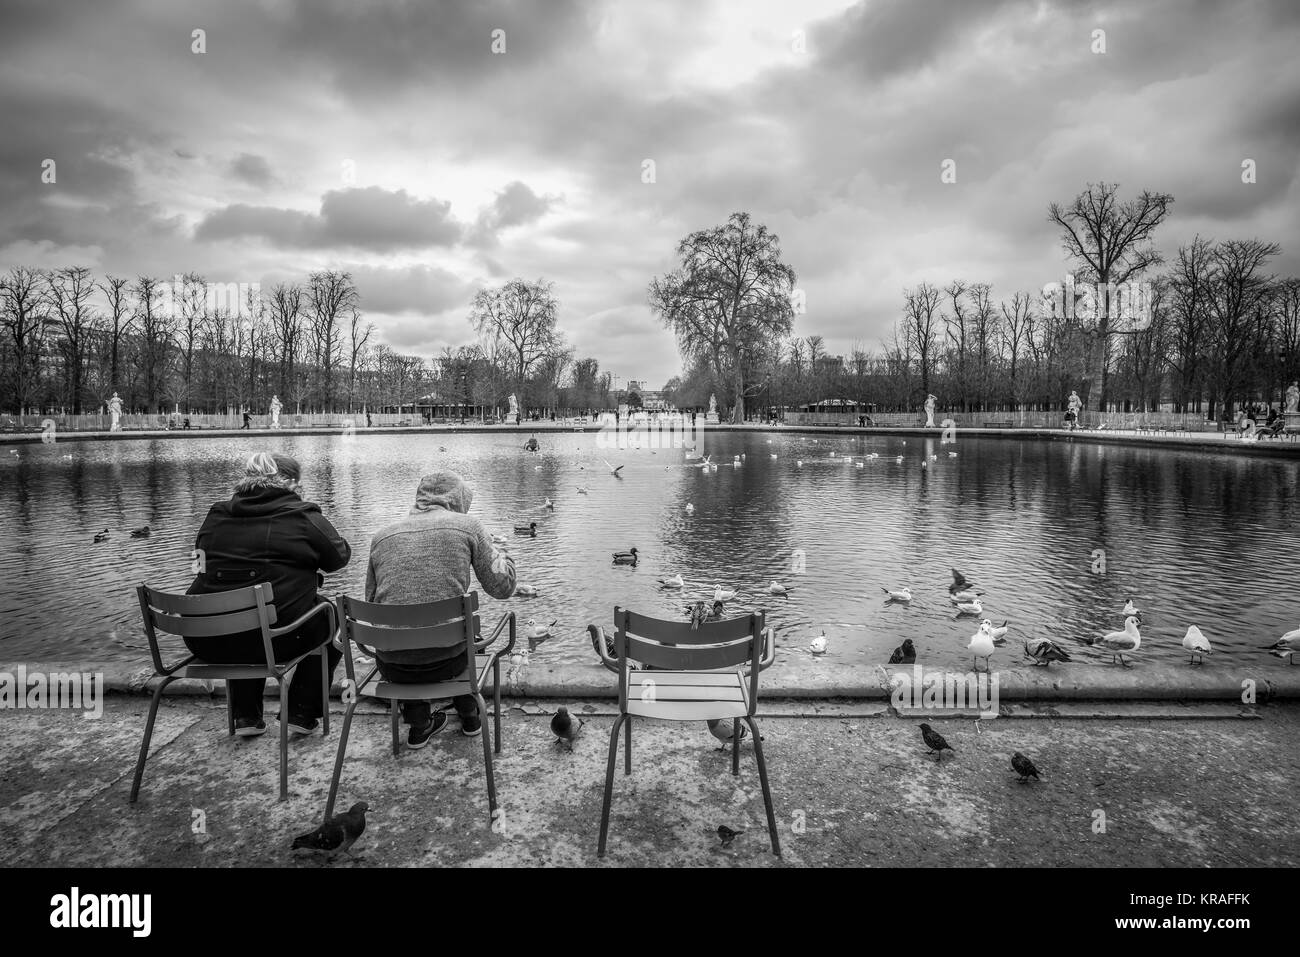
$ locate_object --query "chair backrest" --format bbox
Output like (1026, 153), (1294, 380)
(337, 592), (481, 690)
(136, 582), (279, 673)
(612, 606), (765, 714)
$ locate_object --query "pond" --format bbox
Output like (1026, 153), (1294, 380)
(1, 429), (1297, 672)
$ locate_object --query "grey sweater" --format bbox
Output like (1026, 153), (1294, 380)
(365, 472), (517, 665)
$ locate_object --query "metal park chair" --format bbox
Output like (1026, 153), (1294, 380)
(591, 606), (780, 857)
(131, 582), (335, 803)
(323, 593), (515, 823)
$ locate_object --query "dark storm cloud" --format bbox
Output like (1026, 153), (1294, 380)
(195, 186), (462, 250)
(230, 153), (275, 188)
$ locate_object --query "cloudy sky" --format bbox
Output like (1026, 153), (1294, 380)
(3, 0), (1298, 387)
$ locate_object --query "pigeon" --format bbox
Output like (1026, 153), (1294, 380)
(968, 622), (996, 672)
(526, 618), (557, 652)
(1011, 752), (1040, 782)
(602, 458), (624, 477)
(919, 723), (954, 760)
(882, 586), (912, 603)
(809, 630), (828, 655)
(717, 824), (744, 847)
(1182, 625), (1212, 665)
(888, 639), (916, 664)
(93, 528), (109, 543)
(706, 718), (749, 751)
(1023, 637), (1071, 666)
(1263, 629), (1300, 663)
(550, 706), (584, 750)
(291, 801), (369, 859)
(1092, 616), (1141, 666)
(949, 568), (975, 595)
(688, 601), (708, 630)
(130, 525), (151, 538)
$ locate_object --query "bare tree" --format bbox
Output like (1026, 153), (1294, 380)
(999, 291), (1033, 405)
(268, 283), (304, 403)
(0, 267), (48, 412)
(968, 282), (996, 411)
(132, 276), (175, 412)
(307, 270), (358, 411)
(902, 282), (942, 397)
(470, 277), (560, 404)
(177, 272), (209, 411)
(97, 274), (132, 396)
(45, 266), (99, 413)
(1204, 239), (1280, 419)
(346, 305), (374, 412)
(1166, 236), (1214, 413)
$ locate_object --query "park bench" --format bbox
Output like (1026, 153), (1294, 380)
(983, 420), (1013, 429)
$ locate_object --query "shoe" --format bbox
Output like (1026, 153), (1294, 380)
(408, 711), (448, 749)
(277, 712), (320, 735)
(234, 717), (266, 737)
(461, 713), (482, 737)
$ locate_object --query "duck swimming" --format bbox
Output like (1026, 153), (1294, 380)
(93, 528), (109, 543)
(514, 521), (537, 537)
(612, 547), (638, 566)
(130, 525), (151, 538)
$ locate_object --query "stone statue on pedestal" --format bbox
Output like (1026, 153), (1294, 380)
(108, 392), (122, 432)
(507, 393), (519, 423)
(1287, 382), (1300, 414)
(269, 394), (282, 429)
(924, 394), (936, 427)
(1067, 390), (1082, 430)
(705, 393), (720, 423)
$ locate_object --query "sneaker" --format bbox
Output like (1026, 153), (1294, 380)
(277, 712), (320, 736)
(234, 717), (267, 737)
(461, 713), (482, 737)
(408, 711), (448, 749)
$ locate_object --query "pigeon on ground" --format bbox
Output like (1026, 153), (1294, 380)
(706, 718), (749, 751)
(919, 723), (955, 760)
(1011, 752), (1040, 782)
(1182, 625), (1212, 665)
(888, 639), (916, 664)
(551, 706), (584, 751)
(717, 824), (744, 847)
(1023, 637), (1071, 666)
(291, 801), (370, 859)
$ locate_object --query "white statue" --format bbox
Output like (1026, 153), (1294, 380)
(1067, 390), (1082, 429)
(708, 393), (718, 414)
(107, 392), (122, 432)
(1287, 382), (1300, 414)
(924, 394), (936, 427)
(507, 393), (519, 423)
(269, 394), (282, 429)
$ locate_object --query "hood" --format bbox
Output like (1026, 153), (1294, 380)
(228, 485), (314, 517)
(411, 471), (473, 515)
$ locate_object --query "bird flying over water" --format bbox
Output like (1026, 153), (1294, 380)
(291, 802), (369, 859)
(602, 459), (624, 476)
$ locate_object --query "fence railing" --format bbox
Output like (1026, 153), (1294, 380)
(1, 411), (430, 432)
(781, 410), (1220, 430)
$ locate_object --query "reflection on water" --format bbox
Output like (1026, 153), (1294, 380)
(1, 431), (1297, 671)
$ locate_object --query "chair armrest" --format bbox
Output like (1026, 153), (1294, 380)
(475, 610), (515, 658)
(268, 599), (336, 643)
(759, 626), (776, 670)
(154, 652), (198, 677)
(588, 624), (621, 674)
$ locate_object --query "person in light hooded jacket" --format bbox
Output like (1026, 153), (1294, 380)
(366, 471), (517, 747)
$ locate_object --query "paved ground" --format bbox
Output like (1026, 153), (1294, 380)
(2, 698), (1296, 868)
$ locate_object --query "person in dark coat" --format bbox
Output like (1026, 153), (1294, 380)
(186, 452), (351, 736)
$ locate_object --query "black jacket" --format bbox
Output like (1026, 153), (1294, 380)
(187, 486), (351, 636)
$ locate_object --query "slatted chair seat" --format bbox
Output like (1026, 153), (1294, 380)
(130, 581), (336, 804)
(593, 606), (780, 857)
(323, 593), (515, 826)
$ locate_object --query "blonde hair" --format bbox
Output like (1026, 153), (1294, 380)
(235, 452), (299, 493)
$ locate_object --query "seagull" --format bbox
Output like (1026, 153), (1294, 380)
(949, 568), (976, 595)
(550, 707), (584, 751)
(882, 586), (912, 603)
(797, 460), (803, 467)
(1023, 637), (1072, 666)
(919, 723), (954, 760)
(706, 718), (749, 751)
(513, 584), (540, 598)
(809, 630), (828, 655)
(491, 533), (508, 544)
(968, 622), (996, 672)
(291, 801), (370, 859)
(888, 639), (916, 664)
(1263, 631), (1300, 664)
(768, 581), (788, 595)
(1011, 752), (1040, 783)
(950, 589), (982, 604)
(576, 486), (588, 494)
(684, 503), (695, 514)
(659, 574), (685, 589)
(1182, 625), (1212, 665)
(982, 619), (1009, 645)
(1092, 616), (1141, 666)
(526, 618), (558, 652)
(868, 452), (879, 459)
(1122, 598), (1141, 618)
(713, 584), (737, 602)
(954, 598), (983, 616)
(602, 459), (624, 477)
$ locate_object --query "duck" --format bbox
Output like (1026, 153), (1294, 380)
(968, 622), (996, 672)
(954, 597), (983, 616)
(684, 503), (695, 514)
(1091, 616), (1141, 666)
(92, 528), (109, 543)
(659, 574), (685, 589)
(514, 521), (537, 537)
(576, 486), (589, 494)
(612, 547), (639, 566)
(888, 638), (916, 664)
(513, 584), (540, 598)
(1263, 630), (1300, 663)
(130, 525), (151, 538)
(1182, 625), (1212, 665)
(713, 584), (737, 602)
(809, 630), (828, 655)
(768, 581), (788, 596)
(881, 586), (912, 603)
(1024, 637), (1072, 666)
(525, 618), (558, 652)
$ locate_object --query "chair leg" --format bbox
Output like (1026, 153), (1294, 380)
(624, 715), (632, 775)
(598, 714), (626, 857)
(493, 660), (502, 754)
(323, 702), (356, 821)
(225, 685), (234, 737)
(319, 651), (330, 738)
(390, 700), (400, 757)
(732, 718), (741, 775)
(476, 692), (497, 822)
(745, 716), (780, 856)
(129, 675), (176, 803)
(278, 680), (290, 802)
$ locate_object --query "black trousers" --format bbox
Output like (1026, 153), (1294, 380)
(184, 608), (339, 722)
(376, 656), (477, 727)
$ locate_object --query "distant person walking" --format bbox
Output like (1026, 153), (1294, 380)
(241, 410), (251, 429)
(365, 471), (517, 746)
